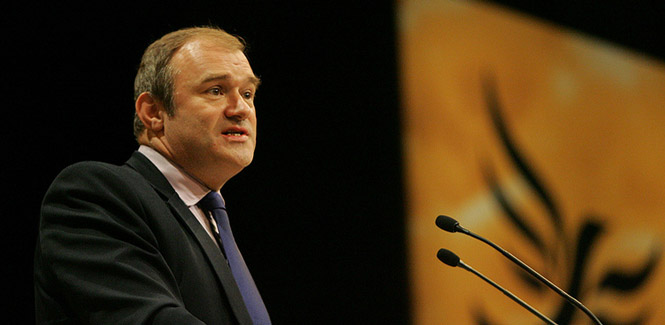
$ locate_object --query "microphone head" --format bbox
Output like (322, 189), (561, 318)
(435, 215), (460, 233)
(437, 248), (461, 267)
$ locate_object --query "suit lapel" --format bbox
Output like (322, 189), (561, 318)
(125, 151), (253, 324)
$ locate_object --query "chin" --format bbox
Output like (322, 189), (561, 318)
(224, 153), (254, 170)
(238, 157), (254, 168)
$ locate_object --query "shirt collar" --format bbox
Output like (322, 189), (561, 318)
(138, 145), (212, 207)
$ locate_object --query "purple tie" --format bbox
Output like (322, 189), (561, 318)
(199, 192), (271, 325)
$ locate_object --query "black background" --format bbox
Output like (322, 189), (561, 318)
(3, 1), (663, 323)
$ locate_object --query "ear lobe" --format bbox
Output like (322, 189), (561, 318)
(135, 92), (165, 132)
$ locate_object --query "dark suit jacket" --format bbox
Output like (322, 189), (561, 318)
(34, 151), (254, 324)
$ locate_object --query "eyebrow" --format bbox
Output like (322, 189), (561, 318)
(202, 74), (262, 88)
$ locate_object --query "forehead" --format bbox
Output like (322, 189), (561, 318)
(170, 38), (256, 83)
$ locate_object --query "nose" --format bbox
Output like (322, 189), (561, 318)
(224, 91), (252, 121)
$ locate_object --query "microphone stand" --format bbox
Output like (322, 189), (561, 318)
(438, 215), (603, 325)
(438, 248), (557, 325)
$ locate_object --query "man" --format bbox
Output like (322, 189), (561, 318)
(34, 26), (271, 324)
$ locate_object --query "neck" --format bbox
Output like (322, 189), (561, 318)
(138, 134), (230, 191)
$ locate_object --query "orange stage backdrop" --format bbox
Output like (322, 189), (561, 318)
(397, 1), (665, 324)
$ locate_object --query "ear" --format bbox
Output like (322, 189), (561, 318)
(135, 92), (165, 133)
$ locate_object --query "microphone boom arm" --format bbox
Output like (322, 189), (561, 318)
(457, 260), (558, 325)
(455, 223), (603, 325)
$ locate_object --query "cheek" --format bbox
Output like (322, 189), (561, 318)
(168, 116), (212, 144)
(251, 111), (258, 133)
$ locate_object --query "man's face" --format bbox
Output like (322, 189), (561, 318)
(161, 38), (259, 187)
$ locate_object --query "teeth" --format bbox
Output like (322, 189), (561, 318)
(225, 132), (243, 136)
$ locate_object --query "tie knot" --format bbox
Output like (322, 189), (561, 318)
(198, 191), (226, 212)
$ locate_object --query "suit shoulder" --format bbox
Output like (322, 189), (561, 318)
(55, 160), (140, 184)
(45, 160), (152, 203)
(60, 160), (128, 176)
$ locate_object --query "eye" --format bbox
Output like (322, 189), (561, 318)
(207, 87), (223, 96)
(243, 90), (254, 100)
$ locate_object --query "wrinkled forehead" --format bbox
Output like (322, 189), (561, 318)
(174, 37), (246, 63)
(171, 38), (259, 86)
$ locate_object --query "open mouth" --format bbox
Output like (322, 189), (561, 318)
(222, 127), (248, 137)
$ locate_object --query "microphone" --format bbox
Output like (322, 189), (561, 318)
(437, 248), (557, 325)
(436, 215), (602, 325)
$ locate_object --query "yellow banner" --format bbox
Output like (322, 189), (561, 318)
(398, 1), (665, 324)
